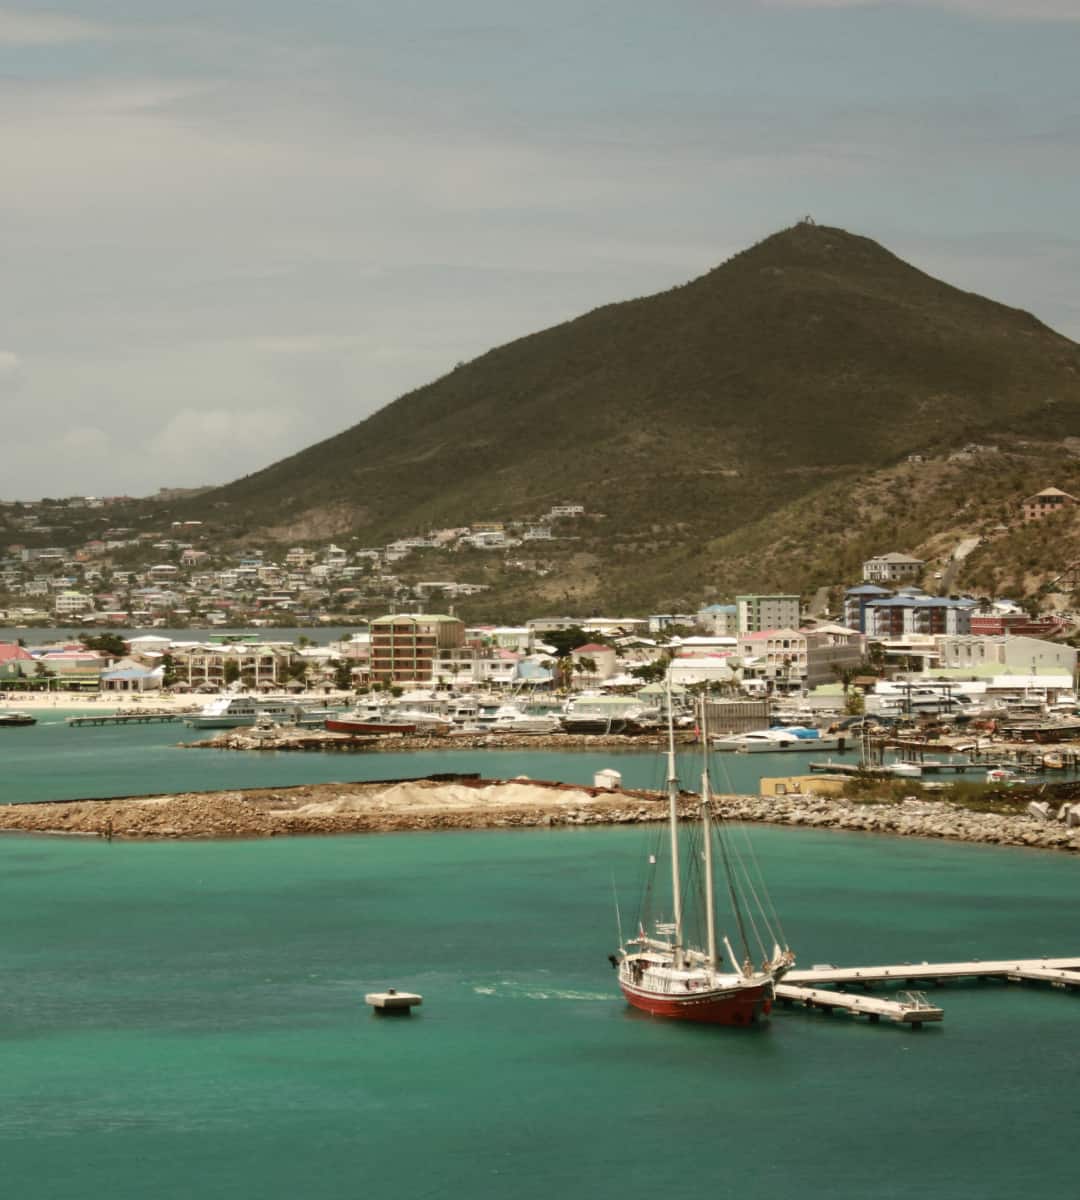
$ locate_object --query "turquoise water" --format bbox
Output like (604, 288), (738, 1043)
(2, 825), (1078, 1199)
(0, 711), (858, 804)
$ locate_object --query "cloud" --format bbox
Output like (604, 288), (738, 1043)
(0, 349), (22, 383)
(758, 0), (1080, 20)
(147, 407), (299, 474)
(58, 426), (111, 455)
(0, 7), (110, 45)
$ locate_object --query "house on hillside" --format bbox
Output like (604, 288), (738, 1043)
(862, 552), (925, 584)
(1021, 487), (1078, 523)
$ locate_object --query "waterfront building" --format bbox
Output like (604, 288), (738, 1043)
(170, 642), (294, 689)
(736, 593), (801, 634)
(864, 592), (977, 638)
(696, 603), (738, 635)
(368, 613), (465, 686)
(737, 627), (865, 691)
(934, 634), (1077, 677)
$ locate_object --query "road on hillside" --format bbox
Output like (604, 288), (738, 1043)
(808, 585), (832, 617)
(941, 536), (981, 594)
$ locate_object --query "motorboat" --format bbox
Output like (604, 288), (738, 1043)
(0, 710), (36, 727)
(480, 705), (562, 734)
(712, 728), (842, 753)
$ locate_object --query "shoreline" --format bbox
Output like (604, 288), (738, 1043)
(2, 776), (1078, 853)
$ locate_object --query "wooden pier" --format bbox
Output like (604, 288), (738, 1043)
(66, 713), (182, 727)
(775, 955), (1080, 1027)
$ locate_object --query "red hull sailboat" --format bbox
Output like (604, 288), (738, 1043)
(612, 692), (794, 1026)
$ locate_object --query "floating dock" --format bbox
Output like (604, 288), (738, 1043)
(786, 956), (1080, 989)
(807, 759), (982, 776)
(67, 713), (182, 727)
(776, 955), (1080, 1028)
(776, 984), (943, 1026)
(365, 989), (422, 1015)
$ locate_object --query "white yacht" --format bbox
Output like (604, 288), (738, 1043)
(479, 705), (562, 734)
(712, 728), (842, 753)
(186, 695), (327, 729)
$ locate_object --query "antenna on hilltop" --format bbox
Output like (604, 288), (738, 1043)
(801, 214), (816, 225)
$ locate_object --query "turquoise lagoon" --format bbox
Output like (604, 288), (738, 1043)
(1, 717), (1078, 1198)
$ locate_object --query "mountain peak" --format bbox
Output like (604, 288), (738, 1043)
(180, 225), (1080, 611)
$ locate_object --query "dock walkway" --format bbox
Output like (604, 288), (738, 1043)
(775, 955), (1080, 1028)
(786, 956), (1080, 988)
(776, 983), (943, 1025)
(67, 713), (182, 727)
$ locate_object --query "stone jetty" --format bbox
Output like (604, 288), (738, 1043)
(181, 727), (685, 753)
(2, 776), (1079, 851)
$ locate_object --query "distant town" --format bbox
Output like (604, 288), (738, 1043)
(2, 485), (1078, 712)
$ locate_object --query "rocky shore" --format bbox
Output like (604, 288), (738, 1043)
(182, 728), (682, 752)
(2, 776), (1079, 852)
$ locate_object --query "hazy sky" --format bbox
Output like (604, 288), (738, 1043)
(2, 0), (1079, 499)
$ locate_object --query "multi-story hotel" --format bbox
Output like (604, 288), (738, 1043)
(369, 613), (466, 685)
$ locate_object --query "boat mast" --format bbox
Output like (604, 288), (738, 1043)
(699, 697), (718, 968)
(665, 676), (684, 967)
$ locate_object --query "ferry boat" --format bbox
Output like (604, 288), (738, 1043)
(611, 691), (795, 1025)
(185, 695), (329, 729)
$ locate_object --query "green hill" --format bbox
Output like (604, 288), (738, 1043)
(180, 221), (1080, 611)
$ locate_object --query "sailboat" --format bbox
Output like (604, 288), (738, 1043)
(611, 691), (794, 1025)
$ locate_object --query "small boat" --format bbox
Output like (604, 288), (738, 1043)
(883, 762), (923, 779)
(611, 690), (794, 1025)
(0, 710), (37, 727)
(986, 767), (1018, 784)
(325, 712), (418, 736)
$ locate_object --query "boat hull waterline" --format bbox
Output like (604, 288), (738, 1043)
(619, 979), (774, 1025)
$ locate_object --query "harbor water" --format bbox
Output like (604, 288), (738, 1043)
(2, 824), (1078, 1199)
(0, 709), (860, 805)
(2, 712), (1078, 1198)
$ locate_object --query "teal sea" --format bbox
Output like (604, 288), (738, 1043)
(2, 718), (1078, 1198)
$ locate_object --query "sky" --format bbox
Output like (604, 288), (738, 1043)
(2, 0), (1079, 500)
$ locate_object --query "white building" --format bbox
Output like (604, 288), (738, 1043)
(863, 553), (925, 584)
(54, 590), (94, 615)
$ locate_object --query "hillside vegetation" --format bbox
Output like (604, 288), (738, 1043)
(172, 221), (1080, 611)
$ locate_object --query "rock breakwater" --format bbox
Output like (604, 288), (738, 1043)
(2, 778), (1079, 851)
